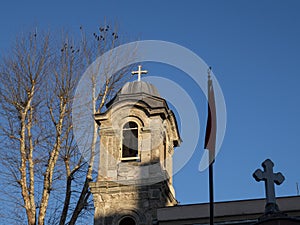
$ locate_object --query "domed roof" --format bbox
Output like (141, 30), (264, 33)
(105, 80), (162, 109)
(120, 81), (160, 97)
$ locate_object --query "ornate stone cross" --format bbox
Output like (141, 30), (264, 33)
(131, 65), (148, 81)
(253, 159), (285, 213)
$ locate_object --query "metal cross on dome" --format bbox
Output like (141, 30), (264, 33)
(131, 65), (148, 81)
(253, 159), (285, 213)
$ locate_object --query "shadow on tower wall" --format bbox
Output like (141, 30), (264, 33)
(90, 161), (177, 225)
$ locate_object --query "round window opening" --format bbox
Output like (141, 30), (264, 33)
(119, 216), (136, 225)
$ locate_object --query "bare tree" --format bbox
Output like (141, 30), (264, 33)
(0, 25), (134, 225)
(0, 32), (50, 225)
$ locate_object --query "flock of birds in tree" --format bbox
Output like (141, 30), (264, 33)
(60, 43), (80, 54)
(93, 25), (119, 41)
(60, 25), (119, 53)
(30, 25), (119, 53)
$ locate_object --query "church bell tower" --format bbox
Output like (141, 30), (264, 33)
(90, 66), (181, 225)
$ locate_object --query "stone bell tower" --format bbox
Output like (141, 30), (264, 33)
(90, 66), (181, 225)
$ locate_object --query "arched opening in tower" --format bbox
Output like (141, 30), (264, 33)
(119, 216), (136, 225)
(122, 121), (138, 159)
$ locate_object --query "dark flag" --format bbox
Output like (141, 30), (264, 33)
(204, 69), (217, 164)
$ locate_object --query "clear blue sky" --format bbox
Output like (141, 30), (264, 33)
(1, 0), (300, 205)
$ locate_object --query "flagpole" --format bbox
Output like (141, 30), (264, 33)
(206, 67), (215, 225)
(209, 150), (214, 225)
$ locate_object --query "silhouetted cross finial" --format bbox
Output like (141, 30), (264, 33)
(253, 159), (285, 213)
(131, 65), (148, 81)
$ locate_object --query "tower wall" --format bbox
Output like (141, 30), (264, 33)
(90, 92), (181, 225)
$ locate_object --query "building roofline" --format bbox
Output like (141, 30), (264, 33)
(157, 195), (300, 222)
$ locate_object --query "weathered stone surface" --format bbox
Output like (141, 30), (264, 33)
(91, 81), (181, 225)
